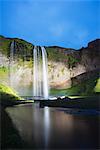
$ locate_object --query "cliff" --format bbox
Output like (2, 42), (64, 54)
(0, 35), (100, 90)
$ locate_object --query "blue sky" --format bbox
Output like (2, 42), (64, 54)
(0, 0), (100, 49)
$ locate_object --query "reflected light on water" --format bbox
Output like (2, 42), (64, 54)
(55, 112), (74, 130)
(44, 107), (50, 129)
(5, 105), (99, 149)
(44, 107), (50, 148)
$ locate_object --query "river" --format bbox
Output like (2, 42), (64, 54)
(5, 103), (100, 149)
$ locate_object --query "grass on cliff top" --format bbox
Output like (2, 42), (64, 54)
(46, 47), (80, 67)
(0, 35), (33, 57)
(50, 77), (100, 97)
(0, 37), (11, 56)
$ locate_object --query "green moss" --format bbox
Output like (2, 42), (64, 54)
(50, 88), (67, 96)
(46, 47), (67, 61)
(0, 84), (22, 101)
(50, 77), (100, 97)
(94, 78), (100, 92)
(0, 36), (11, 56)
(0, 35), (33, 58)
(66, 78), (99, 96)
(0, 36), (80, 68)
(0, 67), (9, 77)
(46, 47), (80, 68)
(67, 55), (80, 68)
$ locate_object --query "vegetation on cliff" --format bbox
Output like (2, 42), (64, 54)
(94, 78), (100, 92)
(51, 77), (100, 97)
(0, 84), (23, 106)
(0, 35), (100, 97)
(46, 47), (80, 67)
(0, 35), (33, 57)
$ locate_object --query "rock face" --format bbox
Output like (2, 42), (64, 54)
(46, 39), (100, 88)
(0, 53), (9, 67)
(0, 35), (100, 89)
(71, 70), (99, 86)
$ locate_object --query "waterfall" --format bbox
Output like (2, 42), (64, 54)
(33, 46), (49, 99)
(9, 41), (49, 99)
(9, 41), (15, 87)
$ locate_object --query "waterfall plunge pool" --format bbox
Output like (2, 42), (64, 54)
(3, 104), (100, 149)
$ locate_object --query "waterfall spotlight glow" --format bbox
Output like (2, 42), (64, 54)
(33, 46), (49, 99)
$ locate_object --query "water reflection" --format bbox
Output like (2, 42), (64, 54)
(44, 107), (50, 148)
(6, 104), (100, 149)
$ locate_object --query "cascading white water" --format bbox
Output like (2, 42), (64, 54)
(33, 46), (49, 99)
(41, 47), (49, 99)
(9, 41), (15, 87)
(10, 41), (49, 99)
